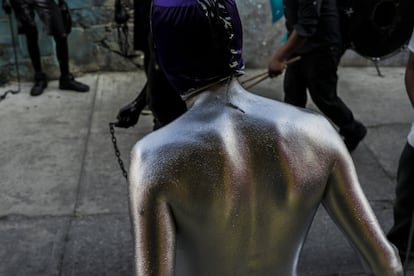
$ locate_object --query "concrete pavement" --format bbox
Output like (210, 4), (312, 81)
(0, 66), (413, 275)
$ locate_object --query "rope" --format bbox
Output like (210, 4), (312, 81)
(240, 56), (301, 89)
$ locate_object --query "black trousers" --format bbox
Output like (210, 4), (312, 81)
(10, 0), (66, 36)
(10, 0), (69, 74)
(284, 46), (355, 130)
(388, 142), (414, 251)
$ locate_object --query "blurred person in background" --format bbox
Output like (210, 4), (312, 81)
(387, 28), (414, 262)
(268, 0), (366, 152)
(2, 0), (89, 96)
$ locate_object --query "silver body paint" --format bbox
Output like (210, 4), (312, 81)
(129, 79), (402, 276)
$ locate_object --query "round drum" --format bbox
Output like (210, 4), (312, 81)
(346, 0), (414, 58)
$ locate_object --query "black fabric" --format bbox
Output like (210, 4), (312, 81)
(115, 0), (186, 129)
(58, 0), (71, 34)
(145, 44), (187, 128)
(115, 83), (148, 128)
(115, 45), (186, 129)
(133, 0), (151, 51)
(284, 46), (354, 129)
(336, 0), (352, 50)
(388, 143), (414, 252)
(114, 0), (129, 25)
(25, 29), (42, 72)
(54, 35), (69, 75)
(10, 0), (66, 37)
(10, 0), (70, 76)
(2, 0), (12, 14)
(283, 0), (341, 55)
(151, 0), (244, 95)
(19, 21), (70, 76)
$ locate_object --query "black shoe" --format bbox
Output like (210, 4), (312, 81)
(30, 72), (48, 96)
(340, 121), (367, 152)
(59, 73), (89, 92)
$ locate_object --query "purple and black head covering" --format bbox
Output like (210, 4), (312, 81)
(151, 0), (244, 97)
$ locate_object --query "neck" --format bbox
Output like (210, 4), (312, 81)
(182, 76), (231, 101)
(184, 77), (243, 109)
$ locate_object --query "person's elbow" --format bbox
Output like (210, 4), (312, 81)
(293, 21), (318, 38)
(370, 243), (403, 276)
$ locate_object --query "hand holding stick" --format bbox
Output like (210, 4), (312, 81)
(242, 56), (301, 89)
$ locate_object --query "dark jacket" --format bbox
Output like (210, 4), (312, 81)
(284, 0), (342, 55)
(133, 0), (151, 52)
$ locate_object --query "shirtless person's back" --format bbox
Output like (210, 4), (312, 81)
(129, 79), (402, 276)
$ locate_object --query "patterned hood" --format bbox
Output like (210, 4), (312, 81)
(151, 0), (244, 96)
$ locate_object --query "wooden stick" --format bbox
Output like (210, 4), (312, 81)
(240, 70), (268, 85)
(244, 74), (269, 89)
(285, 56), (301, 65)
(240, 70), (269, 85)
(241, 56), (301, 89)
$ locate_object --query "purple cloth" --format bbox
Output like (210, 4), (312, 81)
(152, 0), (244, 96)
(155, 0), (195, 6)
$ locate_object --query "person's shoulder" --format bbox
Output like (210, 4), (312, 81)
(293, 107), (335, 131)
(131, 128), (185, 159)
(251, 94), (332, 128)
(129, 131), (185, 191)
(233, 90), (335, 133)
(292, 107), (340, 142)
(130, 122), (209, 168)
(129, 123), (216, 195)
(264, 101), (342, 148)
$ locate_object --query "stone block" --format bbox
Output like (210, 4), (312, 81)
(71, 6), (114, 27)
(0, 21), (11, 41)
(0, 45), (12, 66)
(67, 28), (96, 67)
(67, 0), (100, 9)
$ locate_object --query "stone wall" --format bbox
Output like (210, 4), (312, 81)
(0, 0), (142, 83)
(0, 0), (409, 83)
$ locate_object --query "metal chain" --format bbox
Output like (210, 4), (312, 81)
(109, 122), (128, 180)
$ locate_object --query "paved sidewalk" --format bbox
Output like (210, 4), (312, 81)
(0, 67), (413, 275)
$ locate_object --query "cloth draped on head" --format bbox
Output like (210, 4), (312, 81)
(151, 0), (245, 97)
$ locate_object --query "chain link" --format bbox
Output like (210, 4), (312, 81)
(109, 122), (128, 180)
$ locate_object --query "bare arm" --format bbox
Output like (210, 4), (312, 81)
(268, 0), (322, 77)
(129, 150), (176, 276)
(322, 150), (402, 275)
(268, 30), (305, 77)
(405, 52), (414, 108)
